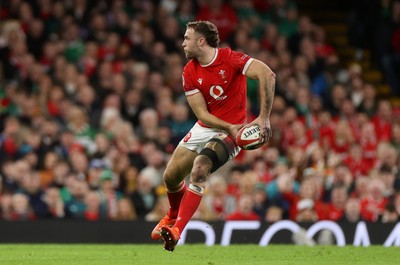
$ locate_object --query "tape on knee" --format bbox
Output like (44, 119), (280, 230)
(199, 147), (221, 173)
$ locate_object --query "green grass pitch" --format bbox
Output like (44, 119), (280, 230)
(0, 244), (398, 265)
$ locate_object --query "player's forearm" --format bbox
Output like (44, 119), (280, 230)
(187, 93), (234, 132)
(196, 111), (232, 131)
(258, 69), (276, 119)
(245, 60), (276, 119)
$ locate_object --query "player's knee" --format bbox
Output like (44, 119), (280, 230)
(163, 169), (180, 188)
(190, 155), (212, 184)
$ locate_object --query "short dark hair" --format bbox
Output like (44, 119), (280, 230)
(186, 21), (220, 48)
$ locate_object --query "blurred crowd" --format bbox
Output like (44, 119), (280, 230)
(0, 0), (400, 224)
(348, 0), (400, 95)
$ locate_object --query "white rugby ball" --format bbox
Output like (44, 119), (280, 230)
(235, 124), (264, 150)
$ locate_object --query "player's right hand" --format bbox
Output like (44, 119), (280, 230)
(227, 124), (243, 139)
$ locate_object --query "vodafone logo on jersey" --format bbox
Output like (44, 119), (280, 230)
(209, 85), (227, 101)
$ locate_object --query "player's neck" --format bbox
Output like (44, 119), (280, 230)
(198, 47), (217, 66)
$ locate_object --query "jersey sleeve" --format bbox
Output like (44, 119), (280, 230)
(230, 50), (254, 75)
(182, 64), (200, 97)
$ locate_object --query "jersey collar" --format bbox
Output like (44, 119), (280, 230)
(201, 48), (218, 67)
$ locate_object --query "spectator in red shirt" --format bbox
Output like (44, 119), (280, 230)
(196, 0), (238, 43)
(79, 42), (98, 78)
(358, 122), (378, 166)
(280, 107), (299, 152)
(313, 26), (334, 58)
(317, 111), (335, 150)
(371, 100), (393, 142)
(360, 178), (388, 222)
(0, 117), (21, 160)
(338, 98), (359, 138)
(226, 165), (247, 197)
(306, 95), (324, 130)
(97, 32), (119, 62)
(84, 191), (101, 221)
(284, 178), (326, 220)
(226, 194), (260, 221)
(289, 120), (314, 150)
(261, 23), (279, 52)
(252, 157), (273, 184)
(343, 143), (371, 178)
(203, 175), (236, 220)
(326, 185), (348, 221)
(329, 120), (354, 156)
(351, 176), (370, 200)
(10, 193), (36, 221)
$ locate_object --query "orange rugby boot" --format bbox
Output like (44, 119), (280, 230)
(151, 215), (176, 241)
(160, 225), (180, 252)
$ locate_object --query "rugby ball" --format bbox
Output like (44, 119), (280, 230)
(235, 124), (264, 150)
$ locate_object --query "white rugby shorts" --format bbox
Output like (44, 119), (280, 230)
(178, 122), (241, 160)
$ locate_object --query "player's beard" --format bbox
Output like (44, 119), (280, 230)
(185, 50), (195, 59)
(184, 47), (200, 60)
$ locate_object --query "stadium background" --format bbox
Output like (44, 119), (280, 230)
(0, 0), (400, 245)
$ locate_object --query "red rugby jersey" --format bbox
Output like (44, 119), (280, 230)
(182, 48), (253, 127)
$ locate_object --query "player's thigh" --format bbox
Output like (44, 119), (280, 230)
(164, 146), (198, 183)
(204, 133), (239, 163)
(198, 133), (239, 173)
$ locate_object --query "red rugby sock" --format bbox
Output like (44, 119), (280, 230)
(174, 183), (204, 232)
(167, 182), (187, 219)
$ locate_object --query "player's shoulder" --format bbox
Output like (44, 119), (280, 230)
(218, 47), (233, 56)
(219, 47), (249, 61)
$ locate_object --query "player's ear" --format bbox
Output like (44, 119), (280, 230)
(197, 36), (206, 46)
